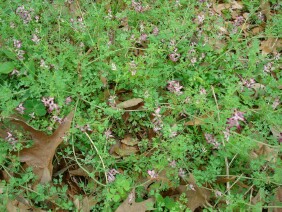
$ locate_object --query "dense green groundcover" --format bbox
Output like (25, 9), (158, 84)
(0, 0), (281, 211)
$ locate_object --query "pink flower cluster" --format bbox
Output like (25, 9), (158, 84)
(204, 133), (220, 149)
(16, 103), (25, 114)
(167, 80), (183, 95)
(76, 124), (92, 132)
(16, 6), (33, 24)
(131, 0), (148, 12)
(152, 107), (163, 132)
(41, 97), (59, 113)
(227, 109), (245, 130)
(107, 169), (119, 183)
(6, 132), (17, 145)
(148, 170), (158, 179)
(223, 109), (246, 142)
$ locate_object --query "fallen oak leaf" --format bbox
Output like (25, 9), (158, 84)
(8, 111), (74, 184)
(115, 188), (155, 212)
(176, 174), (211, 211)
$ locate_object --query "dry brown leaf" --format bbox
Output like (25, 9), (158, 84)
(110, 140), (139, 157)
(252, 26), (263, 35)
(69, 166), (94, 177)
(115, 189), (155, 212)
(213, 3), (230, 14)
(260, 0), (271, 21)
(115, 143), (139, 157)
(121, 135), (138, 146)
(250, 143), (278, 162)
(7, 199), (46, 212)
(74, 196), (97, 212)
(185, 113), (212, 126)
(7, 111), (74, 184)
(270, 125), (282, 142)
(177, 174), (211, 211)
(231, 1), (243, 10)
(260, 38), (282, 55)
(116, 98), (143, 109)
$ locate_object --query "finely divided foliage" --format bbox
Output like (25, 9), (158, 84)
(0, 0), (281, 211)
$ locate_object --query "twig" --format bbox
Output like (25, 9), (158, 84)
(85, 132), (108, 184)
(211, 85), (231, 196)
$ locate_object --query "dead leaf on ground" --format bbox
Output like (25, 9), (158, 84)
(110, 140), (139, 158)
(3, 111), (74, 184)
(121, 135), (138, 146)
(231, 1), (243, 10)
(185, 113), (213, 126)
(74, 196), (97, 212)
(115, 189), (155, 212)
(260, 38), (282, 55)
(116, 98), (143, 109)
(260, 0), (271, 21)
(213, 3), (230, 14)
(7, 199), (46, 212)
(69, 166), (94, 177)
(270, 125), (282, 142)
(176, 174), (211, 211)
(250, 143), (278, 163)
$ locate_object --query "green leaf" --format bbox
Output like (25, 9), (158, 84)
(0, 62), (15, 74)
(1, 49), (17, 60)
(23, 99), (47, 117)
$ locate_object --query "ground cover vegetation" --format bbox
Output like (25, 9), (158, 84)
(0, 0), (281, 211)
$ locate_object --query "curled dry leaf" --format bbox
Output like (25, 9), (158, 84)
(115, 188), (155, 212)
(116, 98), (143, 109)
(4, 111), (74, 184)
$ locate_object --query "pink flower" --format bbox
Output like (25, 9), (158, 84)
(178, 168), (186, 178)
(204, 133), (220, 149)
(107, 169), (119, 183)
(169, 160), (177, 168)
(104, 129), (114, 139)
(152, 27), (159, 36)
(31, 34), (40, 44)
(41, 97), (59, 113)
(200, 88), (206, 95)
(140, 33), (148, 41)
(189, 184), (196, 191)
(131, 0), (147, 12)
(65, 96), (72, 104)
(13, 39), (22, 48)
(242, 78), (256, 88)
(152, 107), (163, 132)
(197, 15), (205, 24)
(6, 132), (17, 145)
(148, 170), (158, 179)
(226, 109), (245, 130)
(52, 115), (63, 124)
(16, 103), (25, 114)
(10, 69), (20, 76)
(169, 52), (180, 62)
(167, 80), (183, 95)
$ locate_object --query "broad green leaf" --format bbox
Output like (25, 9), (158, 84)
(0, 62), (15, 74)
(24, 99), (47, 117)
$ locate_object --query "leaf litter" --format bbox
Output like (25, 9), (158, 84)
(2, 111), (74, 184)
